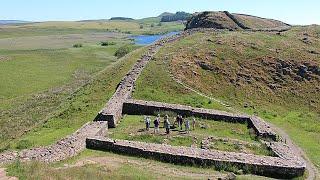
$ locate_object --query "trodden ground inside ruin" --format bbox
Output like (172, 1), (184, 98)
(108, 115), (274, 156)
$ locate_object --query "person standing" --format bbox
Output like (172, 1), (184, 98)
(180, 115), (184, 131)
(192, 117), (196, 130)
(164, 115), (171, 134)
(176, 115), (180, 129)
(185, 119), (190, 133)
(154, 114), (160, 134)
(145, 116), (151, 131)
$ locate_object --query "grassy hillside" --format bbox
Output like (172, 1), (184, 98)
(233, 14), (290, 29)
(0, 44), (147, 150)
(134, 26), (320, 171)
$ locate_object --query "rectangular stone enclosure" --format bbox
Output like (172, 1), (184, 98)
(122, 99), (277, 141)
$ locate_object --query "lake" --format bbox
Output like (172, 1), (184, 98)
(130, 31), (180, 45)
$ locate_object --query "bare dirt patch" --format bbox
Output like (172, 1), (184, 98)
(0, 168), (17, 180)
(0, 56), (11, 61)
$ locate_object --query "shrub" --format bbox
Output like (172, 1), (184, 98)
(114, 45), (133, 58)
(73, 43), (83, 48)
(157, 22), (162, 26)
(139, 24), (144, 29)
(100, 41), (116, 46)
(150, 23), (155, 28)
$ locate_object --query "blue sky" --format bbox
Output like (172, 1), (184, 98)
(0, 0), (319, 25)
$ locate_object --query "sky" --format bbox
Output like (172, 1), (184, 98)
(0, 0), (319, 25)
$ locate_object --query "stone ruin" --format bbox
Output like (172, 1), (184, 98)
(88, 29), (306, 178)
(87, 99), (306, 178)
(0, 29), (306, 179)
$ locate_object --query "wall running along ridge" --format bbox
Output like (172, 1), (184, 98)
(86, 137), (305, 179)
(94, 30), (196, 127)
(0, 30), (192, 165)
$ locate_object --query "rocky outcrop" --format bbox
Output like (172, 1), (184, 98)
(86, 137), (306, 179)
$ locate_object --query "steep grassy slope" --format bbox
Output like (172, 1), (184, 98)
(233, 14), (290, 29)
(185, 11), (290, 30)
(186, 11), (240, 30)
(133, 57), (229, 111)
(134, 26), (320, 170)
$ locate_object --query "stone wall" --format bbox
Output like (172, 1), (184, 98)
(94, 31), (197, 128)
(123, 99), (277, 140)
(0, 121), (108, 164)
(86, 137), (306, 179)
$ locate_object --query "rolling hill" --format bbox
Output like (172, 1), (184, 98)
(1, 11), (319, 179)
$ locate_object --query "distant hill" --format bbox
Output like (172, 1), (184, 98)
(158, 12), (174, 18)
(185, 11), (290, 31)
(110, 17), (134, 21)
(0, 20), (30, 25)
(160, 11), (191, 22)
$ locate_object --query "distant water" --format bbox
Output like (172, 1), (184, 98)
(131, 31), (180, 45)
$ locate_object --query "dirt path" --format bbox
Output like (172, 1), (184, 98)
(0, 168), (17, 180)
(168, 69), (319, 180)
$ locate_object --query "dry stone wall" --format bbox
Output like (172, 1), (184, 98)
(86, 137), (306, 179)
(0, 121), (107, 164)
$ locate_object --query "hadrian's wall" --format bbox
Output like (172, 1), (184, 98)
(94, 30), (197, 127)
(0, 121), (108, 164)
(86, 137), (305, 179)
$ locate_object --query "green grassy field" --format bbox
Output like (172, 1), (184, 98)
(133, 27), (320, 171)
(0, 46), (149, 150)
(0, 19), (184, 39)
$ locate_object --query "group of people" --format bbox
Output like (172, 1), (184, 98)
(144, 114), (196, 134)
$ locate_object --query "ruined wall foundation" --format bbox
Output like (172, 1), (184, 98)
(86, 137), (305, 179)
